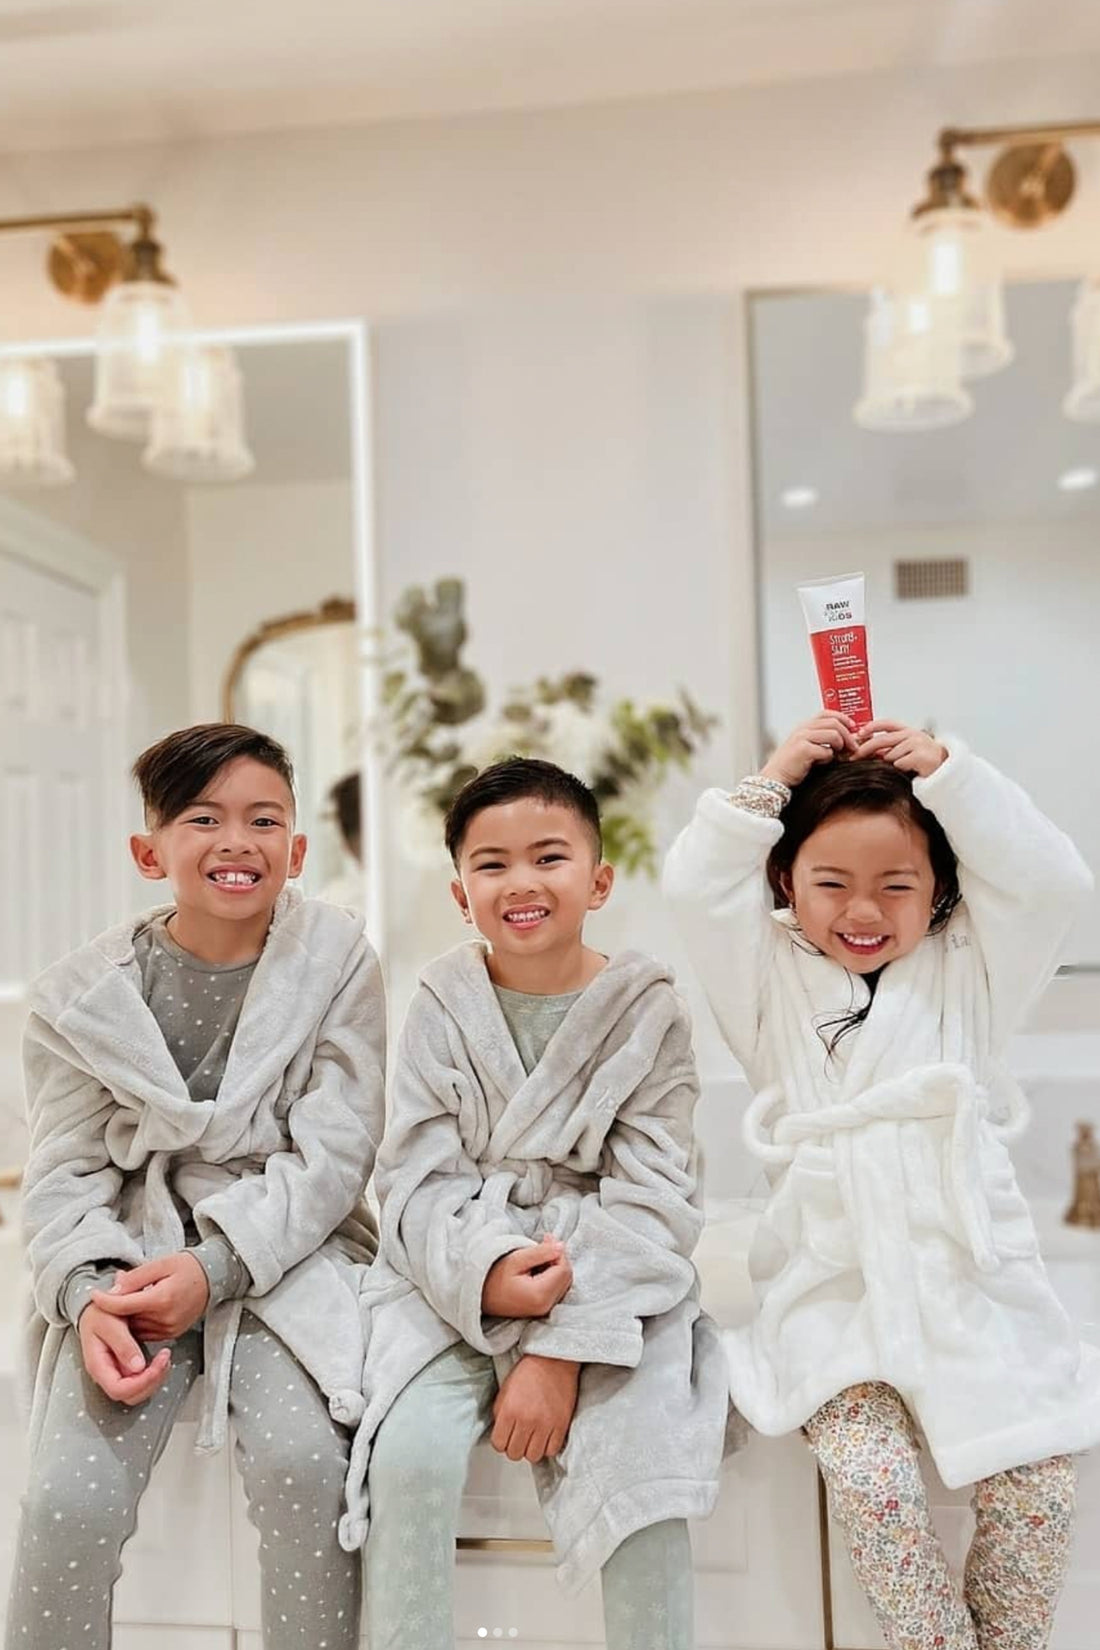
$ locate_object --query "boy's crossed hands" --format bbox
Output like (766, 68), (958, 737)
(79, 1252), (211, 1406)
(482, 1234), (580, 1464)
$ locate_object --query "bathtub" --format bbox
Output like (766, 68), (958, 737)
(0, 1037), (1098, 1649)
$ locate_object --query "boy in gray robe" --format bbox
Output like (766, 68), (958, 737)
(343, 757), (729, 1649)
(7, 723), (386, 1650)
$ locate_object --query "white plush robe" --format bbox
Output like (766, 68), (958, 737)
(664, 742), (1100, 1487)
(20, 889), (386, 1454)
(341, 942), (731, 1592)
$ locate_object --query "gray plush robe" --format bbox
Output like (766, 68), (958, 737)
(342, 942), (730, 1592)
(20, 888), (386, 1454)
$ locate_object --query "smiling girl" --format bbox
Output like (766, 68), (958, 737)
(665, 714), (1100, 1650)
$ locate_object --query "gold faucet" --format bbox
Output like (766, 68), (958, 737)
(1065, 1122), (1100, 1229)
(0, 1167), (23, 1228)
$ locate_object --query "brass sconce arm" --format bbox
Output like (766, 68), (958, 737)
(0, 202), (170, 302)
(0, 202), (155, 237)
(938, 119), (1100, 155)
(913, 118), (1100, 229)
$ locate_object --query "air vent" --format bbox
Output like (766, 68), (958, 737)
(893, 558), (969, 600)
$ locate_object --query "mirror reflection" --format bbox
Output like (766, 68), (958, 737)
(750, 278), (1100, 963)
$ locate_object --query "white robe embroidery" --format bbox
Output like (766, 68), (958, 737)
(341, 942), (731, 1591)
(19, 888), (386, 1456)
(664, 742), (1100, 1487)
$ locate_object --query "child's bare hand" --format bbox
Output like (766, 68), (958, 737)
(491, 1355), (580, 1463)
(78, 1302), (172, 1406)
(92, 1251), (210, 1342)
(482, 1237), (572, 1319)
(761, 714), (858, 788)
(854, 720), (947, 778)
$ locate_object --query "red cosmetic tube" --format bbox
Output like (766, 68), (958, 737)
(797, 572), (874, 729)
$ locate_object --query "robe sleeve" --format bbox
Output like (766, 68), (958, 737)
(913, 742), (1094, 1046)
(519, 994), (704, 1368)
(374, 988), (535, 1356)
(193, 937), (386, 1294)
(662, 785), (784, 1073)
(20, 1013), (144, 1326)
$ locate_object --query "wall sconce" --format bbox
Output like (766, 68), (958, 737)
(0, 203), (250, 484)
(856, 119), (1100, 431)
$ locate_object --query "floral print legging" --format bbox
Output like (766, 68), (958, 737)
(805, 1383), (1077, 1650)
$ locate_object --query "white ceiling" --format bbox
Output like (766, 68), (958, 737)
(2, 0), (1100, 152)
(752, 277), (1100, 536)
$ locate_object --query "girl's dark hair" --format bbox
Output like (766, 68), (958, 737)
(133, 723), (296, 827)
(444, 756), (602, 865)
(766, 757), (960, 1051)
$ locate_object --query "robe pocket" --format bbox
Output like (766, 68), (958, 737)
(790, 1144), (858, 1270)
(977, 1135), (1040, 1258)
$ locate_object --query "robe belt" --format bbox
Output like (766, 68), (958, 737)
(743, 1063), (1002, 1378)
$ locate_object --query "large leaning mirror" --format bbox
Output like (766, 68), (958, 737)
(749, 280), (1100, 969)
(0, 322), (380, 1176)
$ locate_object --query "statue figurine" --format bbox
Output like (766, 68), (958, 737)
(1065, 1121), (1100, 1230)
(394, 578), (485, 726)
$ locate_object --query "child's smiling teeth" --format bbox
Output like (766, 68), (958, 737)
(209, 869), (261, 887)
(504, 906), (549, 927)
(839, 933), (887, 949)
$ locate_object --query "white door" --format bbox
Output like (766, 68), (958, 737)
(0, 539), (122, 989)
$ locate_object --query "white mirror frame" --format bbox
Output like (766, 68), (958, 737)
(0, 319), (387, 958)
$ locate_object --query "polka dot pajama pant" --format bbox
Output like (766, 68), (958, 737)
(4, 1312), (360, 1650)
(805, 1382), (1078, 1650)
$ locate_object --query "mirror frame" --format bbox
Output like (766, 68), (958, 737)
(221, 595), (357, 721)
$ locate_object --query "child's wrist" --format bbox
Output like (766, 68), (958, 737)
(730, 774), (791, 818)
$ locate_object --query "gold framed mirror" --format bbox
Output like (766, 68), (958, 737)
(222, 595), (364, 904)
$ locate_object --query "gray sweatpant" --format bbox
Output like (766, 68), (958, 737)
(366, 1342), (695, 1650)
(4, 1312), (360, 1650)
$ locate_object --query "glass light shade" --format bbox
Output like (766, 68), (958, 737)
(1064, 279), (1100, 423)
(0, 358), (74, 486)
(142, 345), (255, 482)
(910, 207), (1013, 379)
(87, 279), (191, 440)
(854, 288), (973, 432)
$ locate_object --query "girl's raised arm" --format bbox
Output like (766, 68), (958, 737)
(913, 741), (1094, 1045)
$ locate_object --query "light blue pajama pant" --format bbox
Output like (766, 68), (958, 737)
(366, 1341), (695, 1650)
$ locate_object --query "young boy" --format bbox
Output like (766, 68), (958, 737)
(341, 757), (729, 1650)
(7, 723), (385, 1650)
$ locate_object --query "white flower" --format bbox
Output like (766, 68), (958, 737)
(539, 700), (611, 784)
(459, 714), (533, 773)
(397, 799), (450, 868)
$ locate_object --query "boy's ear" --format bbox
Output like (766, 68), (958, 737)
(288, 833), (308, 879)
(450, 877), (474, 924)
(130, 832), (168, 882)
(587, 860), (615, 912)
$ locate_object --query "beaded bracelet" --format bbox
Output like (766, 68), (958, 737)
(728, 774), (791, 818)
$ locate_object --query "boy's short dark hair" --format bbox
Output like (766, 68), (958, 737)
(133, 723), (296, 827)
(444, 756), (603, 864)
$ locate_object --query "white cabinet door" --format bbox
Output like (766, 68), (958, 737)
(0, 544), (117, 988)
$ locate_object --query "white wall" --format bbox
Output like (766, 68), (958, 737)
(373, 297), (747, 1063)
(186, 478), (354, 722)
(3, 55), (1099, 332)
(762, 519), (1100, 964)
